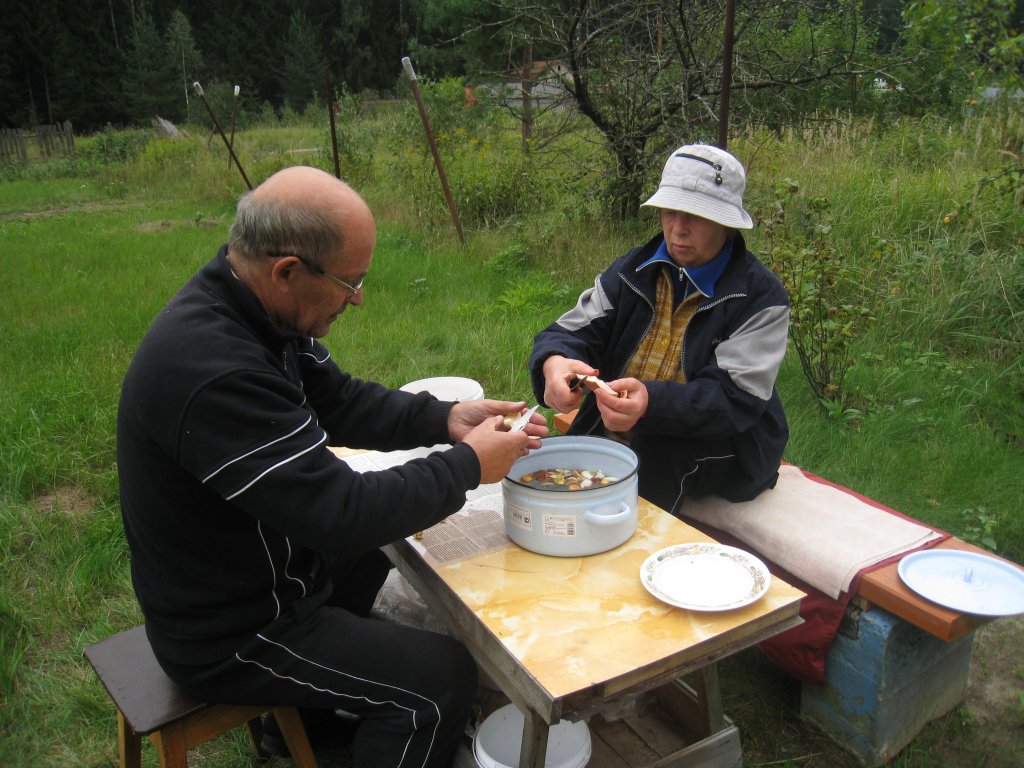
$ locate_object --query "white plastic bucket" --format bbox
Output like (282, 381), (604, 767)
(473, 704), (591, 768)
(400, 376), (484, 402)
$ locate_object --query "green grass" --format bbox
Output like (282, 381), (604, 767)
(1, 107), (1022, 766)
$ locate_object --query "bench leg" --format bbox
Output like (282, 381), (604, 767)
(245, 715), (266, 757)
(272, 706), (319, 768)
(150, 721), (188, 768)
(801, 607), (974, 767)
(117, 710), (142, 768)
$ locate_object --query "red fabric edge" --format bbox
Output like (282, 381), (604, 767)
(685, 463), (952, 685)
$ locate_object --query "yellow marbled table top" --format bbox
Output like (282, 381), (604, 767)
(331, 446), (804, 715)
(427, 499), (804, 702)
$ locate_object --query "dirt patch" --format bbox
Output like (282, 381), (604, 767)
(135, 219), (178, 233)
(954, 616), (1024, 764)
(0, 202), (137, 221)
(32, 485), (95, 517)
(0, 205), (224, 232)
(136, 215), (224, 232)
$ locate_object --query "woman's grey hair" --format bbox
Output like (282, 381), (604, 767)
(228, 191), (343, 269)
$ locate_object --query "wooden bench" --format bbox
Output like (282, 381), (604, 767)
(553, 408), (578, 434)
(855, 537), (1000, 642)
(84, 625), (318, 768)
(799, 538), (1023, 765)
(551, 409), (1021, 766)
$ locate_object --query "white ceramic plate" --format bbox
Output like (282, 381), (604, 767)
(897, 549), (1024, 616)
(640, 543), (771, 611)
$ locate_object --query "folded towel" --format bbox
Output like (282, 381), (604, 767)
(683, 464), (942, 599)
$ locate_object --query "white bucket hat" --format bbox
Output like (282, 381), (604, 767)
(641, 144), (753, 229)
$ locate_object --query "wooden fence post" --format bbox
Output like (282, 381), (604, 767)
(36, 125), (51, 157)
(62, 120), (74, 153)
(0, 128), (19, 160)
(1, 124), (72, 160)
(35, 123), (72, 156)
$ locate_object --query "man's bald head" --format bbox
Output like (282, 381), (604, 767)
(228, 166), (375, 271)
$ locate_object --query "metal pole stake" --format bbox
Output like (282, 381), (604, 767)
(228, 85), (239, 172)
(402, 57), (465, 244)
(193, 81), (253, 190)
(324, 68), (342, 179)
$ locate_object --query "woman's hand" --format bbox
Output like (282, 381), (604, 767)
(541, 355), (599, 413)
(595, 378), (648, 432)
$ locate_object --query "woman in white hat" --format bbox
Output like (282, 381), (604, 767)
(529, 144), (789, 513)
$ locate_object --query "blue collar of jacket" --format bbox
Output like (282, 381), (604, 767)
(635, 236), (734, 301)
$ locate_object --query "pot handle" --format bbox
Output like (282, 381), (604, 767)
(583, 502), (633, 526)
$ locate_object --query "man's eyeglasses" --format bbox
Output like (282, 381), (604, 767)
(266, 251), (365, 298)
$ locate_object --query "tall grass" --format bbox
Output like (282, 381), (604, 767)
(1, 103), (1021, 766)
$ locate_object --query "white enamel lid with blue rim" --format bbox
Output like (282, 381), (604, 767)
(897, 549), (1024, 616)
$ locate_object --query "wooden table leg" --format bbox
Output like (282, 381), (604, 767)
(519, 708), (549, 768)
(695, 662), (725, 735)
(654, 664), (742, 767)
(655, 662), (726, 740)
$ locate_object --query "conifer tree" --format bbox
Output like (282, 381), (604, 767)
(279, 10), (326, 113)
(122, 10), (178, 122)
(165, 9), (203, 123)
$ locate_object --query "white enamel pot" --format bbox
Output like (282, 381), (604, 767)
(502, 436), (639, 557)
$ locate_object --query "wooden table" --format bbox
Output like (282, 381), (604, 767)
(384, 498), (805, 768)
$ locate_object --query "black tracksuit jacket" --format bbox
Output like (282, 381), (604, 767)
(117, 247), (480, 667)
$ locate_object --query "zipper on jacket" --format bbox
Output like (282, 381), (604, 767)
(618, 273), (656, 379)
(679, 292), (746, 375)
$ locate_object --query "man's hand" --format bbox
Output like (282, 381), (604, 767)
(595, 378), (648, 432)
(541, 355), (599, 413)
(460, 415), (546, 484)
(448, 400), (549, 483)
(447, 399), (547, 442)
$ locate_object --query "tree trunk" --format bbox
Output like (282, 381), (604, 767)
(44, 69), (52, 125)
(609, 135), (649, 220)
(521, 44), (533, 155)
(108, 0), (120, 53)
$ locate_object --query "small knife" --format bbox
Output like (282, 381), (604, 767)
(509, 404), (540, 432)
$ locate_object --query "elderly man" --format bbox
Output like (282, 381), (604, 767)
(530, 144), (788, 515)
(117, 166), (546, 766)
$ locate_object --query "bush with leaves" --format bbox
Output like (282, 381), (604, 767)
(389, 80), (547, 228)
(87, 126), (151, 165)
(758, 179), (874, 407)
(314, 86), (375, 188)
(393, 131), (538, 228)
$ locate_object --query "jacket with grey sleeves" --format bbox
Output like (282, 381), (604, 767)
(117, 246), (480, 667)
(529, 232), (789, 506)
